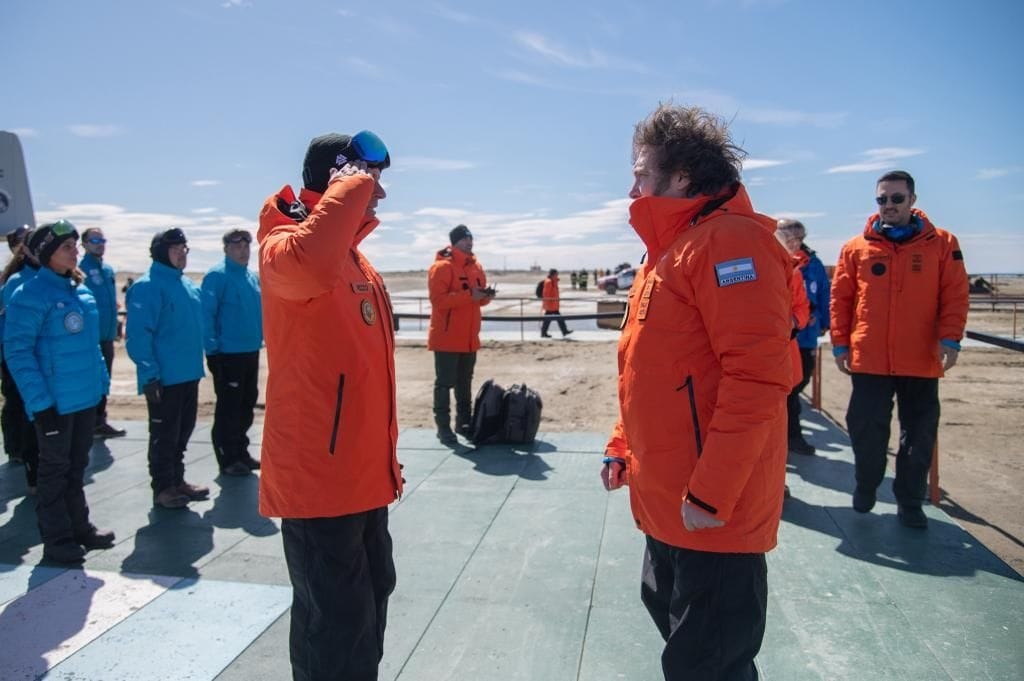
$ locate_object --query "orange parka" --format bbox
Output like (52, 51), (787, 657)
(830, 209), (968, 378)
(541, 275), (560, 312)
(789, 253), (811, 387)
(257, 174), (403, 518)
(605, 185), (793, 554)
(427, 246), (489, 352)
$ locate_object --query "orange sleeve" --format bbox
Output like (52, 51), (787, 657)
(937, 232), (969, 343)
(790, 267), (811, 330)
(829, 242), (857, 349)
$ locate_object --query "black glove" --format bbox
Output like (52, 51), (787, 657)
(143, 380), (163, 405)
(34, 407), (60, 437)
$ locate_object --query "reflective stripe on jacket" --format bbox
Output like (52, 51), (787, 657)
(830, 209), (968, 378)
(427, 246), (488, 352)
(258, 176), (403, 519)
(605, 184), (792, 554)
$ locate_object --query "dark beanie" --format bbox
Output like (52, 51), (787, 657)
(302, 132), (391, 194)
(6, 225), (29, 251)
(449, 224), (472, 243)
(150, 228), (188, 267)
(28, 220), (78, 267)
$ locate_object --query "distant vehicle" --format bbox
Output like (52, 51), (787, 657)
(598, 267), (636, 294)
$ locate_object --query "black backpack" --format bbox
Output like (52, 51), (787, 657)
(469, 379), (507, 445)
(535, 280), (545, 299)
(501, 383), (542, 444)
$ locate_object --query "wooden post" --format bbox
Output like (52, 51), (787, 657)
(929, 439), (941, 505)
(811, 345), (823, 410)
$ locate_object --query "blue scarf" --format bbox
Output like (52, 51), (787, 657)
(874, 214), (922, 243)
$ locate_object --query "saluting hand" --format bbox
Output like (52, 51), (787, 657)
(681, 498), (725, 532)
(328, 161), (370, 184)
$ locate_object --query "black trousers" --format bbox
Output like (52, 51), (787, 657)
(282, 508), (396, 681)
(1, 358), (40, 485)
(208, 351), (260, 468)
(96, 340), (115, 424)
(540, 309), (570, 336)
(846, 373), (939, 508)
(34, 407), (96, 547)
(641, 536), (766, 681)
(146, 380), (198, 493)
(785, 347), (816, 437)
(433, 351), (476, 432)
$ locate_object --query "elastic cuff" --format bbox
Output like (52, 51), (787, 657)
(940, 339), (961, 351)
(602, 456), (626, 465)
(832, 345), (849, 357)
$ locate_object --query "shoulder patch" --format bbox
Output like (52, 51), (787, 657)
(714, 257), (758, 287)
(952, 250), (963, 261)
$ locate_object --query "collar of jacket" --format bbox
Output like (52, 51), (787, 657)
(279, 183), (380, 248)
(79, 252), (102, 270)
(150, 260), (184, 280)
(223, 257), (250, 274)
(36, 266), (76, 290)
(862, 208), (936, 244)
(436, 245), (475, 267)
(793, 248), (810, 269)
(629, 183), (757, 262)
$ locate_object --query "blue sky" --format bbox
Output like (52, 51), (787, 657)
(4, 0), (1023, 274)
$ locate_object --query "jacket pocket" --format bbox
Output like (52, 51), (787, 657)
(328, 374), (345, 455)
(677, 375), (703, 457)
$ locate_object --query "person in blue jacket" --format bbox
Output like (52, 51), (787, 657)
(79, 227), (127, 438)
(776, 219), (831, 455)
(4, 220), (115, 564)
(201, 228), (262, 476)
(1, 228), (42, 485)
(126, 228), (208, 509)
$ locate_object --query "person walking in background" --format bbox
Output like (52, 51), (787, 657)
(602, 103), (792, 680)
(427, 223), (493, 445)
(4, 220), (115, 564)
(201, 228), (262, 476)
(831, 170), (969, 528)
(259, 130), (404, 681)
(79, 227), (126, 438)
(126, 228), (208, 510)
(775, 219), (829, 455)
(1, 225), (37, 471)
(540, 268), (572, 338)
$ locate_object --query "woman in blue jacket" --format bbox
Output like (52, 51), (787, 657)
(3, 221), (114, 564)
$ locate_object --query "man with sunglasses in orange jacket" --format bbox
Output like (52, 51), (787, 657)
(258, 130), (404, 681)
(602, 104), (793, 680)
(831, 170), (968, 529)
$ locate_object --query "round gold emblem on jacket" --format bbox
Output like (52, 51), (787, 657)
(361, 299), (376, 325)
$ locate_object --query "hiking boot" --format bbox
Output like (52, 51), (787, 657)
(178, 482), (210, 501)
(437, 428), (458, 446)
(540, 333), (552, 338)
(241, 454), (261, 470)
(75, 526), (116, 551)
(94, 422), (127, 438)
(898, 505), (928, 529)
(43, 540), (86, 564)
(562, 329), (574, 337)
(788, 435), (815, 456)
(852, 487), (876, 513)
(154, 487), (190, 509)
(221, 461), (252, 477)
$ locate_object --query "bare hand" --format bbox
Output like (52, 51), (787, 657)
(834, 353), (851, 375)
(681, 499), (725, 531)
(601, 460), (626, 490)
(939, 343), (959, 371)
(328, 161), (370, 184)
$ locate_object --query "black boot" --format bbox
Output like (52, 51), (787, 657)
(43, 540), (86, 564)
(75, 525), (116, 551)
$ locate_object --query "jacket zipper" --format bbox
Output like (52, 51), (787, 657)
(676, 375), (703, 457)
(329, 374), (345, 455)
(444, 309), (452, 332)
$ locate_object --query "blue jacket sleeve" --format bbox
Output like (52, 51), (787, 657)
(200, 271), (224, 355)
(2, 293), (54, 416)
(125, 282), (162, 387)
(812, 259), (831, 331)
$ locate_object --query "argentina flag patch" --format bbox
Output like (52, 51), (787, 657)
(715, 257), (758, 287)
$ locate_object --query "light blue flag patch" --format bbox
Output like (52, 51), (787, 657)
(715, 257), (758, 287)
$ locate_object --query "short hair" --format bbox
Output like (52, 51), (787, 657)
(877, 170), (915, 195)
(776, 219), (806, 239)
(633, 103), (745, 196)
(81, 227), (102, 241)
(548, 268), (558, 277)
(222, 228), (252, 245)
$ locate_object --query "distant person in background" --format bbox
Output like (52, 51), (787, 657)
(570, 270), (578, 290)
(578, 268), (588, 291)
(1, 226), (41, 485)
(79, 227), (126, 438)
(540, 269), (572, 338)
(4, 220), (114, 564)
(201, 228), (263, 476)
(831, 170), (969, 528)
(427, 224), (493, 445)
(127, 228), (208, 510)
(776, 219), (830, 455)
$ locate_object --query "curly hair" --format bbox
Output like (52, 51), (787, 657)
(633, 104), (746, 196)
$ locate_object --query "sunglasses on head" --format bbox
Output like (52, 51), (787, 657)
(86, 237), (107, 245)
(875, 194), (908, 206)
(351, 130), (388, 165)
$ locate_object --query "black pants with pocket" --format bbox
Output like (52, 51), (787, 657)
(1, 358), (40, 485)
(846, 373), (939, 507)
(96, 340), (115, 424)
(433, 351), (476, 432)
(785, 347), (816, 437)
(34, 407), (96, 547)
(146, 380), (198, 493)
(282, 507), (396, 681)
(208, 351), (260, 468)
(641, 536), (767, 681)
(540, 309), (570, 336)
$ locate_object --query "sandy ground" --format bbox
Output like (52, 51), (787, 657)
(91, 270), (1024, 576)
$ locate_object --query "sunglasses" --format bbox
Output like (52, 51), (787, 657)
(227, 237), (251, 245)
(351, 130), (388, 165)
(875, 194), (908, 206)
(86, 237), (107, 245)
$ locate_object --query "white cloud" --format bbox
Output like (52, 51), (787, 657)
(336, 9), (354, 17)
(977, 166), (1021, 180)
(192, 207), (218, 214)
(826, 147), (926, 174)
(68, 124), (121, 138)
(774, 211), (827, 220)
(222, 0), (251, 7)
(191, 180), (221, 187)
(396, 157), (477, 172)
(742, 159), (789, 170)
(513, 31), (647, 72)
(741, 108), (847, 128)
(8, 128), (37, 138)
(345, 56), (389, 79)
(430, 4), (476, 24)
(495, 69), (550, 87)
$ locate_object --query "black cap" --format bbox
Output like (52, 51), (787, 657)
(28, 220), (78, 267)
(302, 132), (392, 194)
(449, 224), (473, 244)
(150, 228), (188, 267)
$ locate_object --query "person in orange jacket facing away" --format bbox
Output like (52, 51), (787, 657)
(258, 130), (404, 681)
(427, 224), (493, 444)
(831, 170), (968, 529)
(602, 104), (792, 680)
(540, 269), (572, 338)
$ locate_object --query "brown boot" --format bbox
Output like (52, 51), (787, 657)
(154, 487), (190, 509)
(177, 482), (210, 501)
